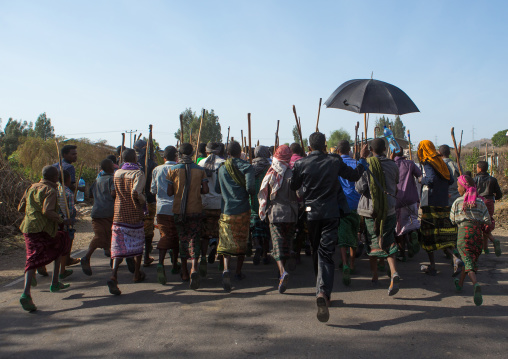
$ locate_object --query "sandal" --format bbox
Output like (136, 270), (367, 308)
(59, 269), (73, 280)
(50, 282), (70, 292)
(20, 294), (37, 312)
(157, 264), (166, 285)
(190, 271), (200, 290)
(473, 283), (483, 306)
(81, 256), (93, 276)
(454, 278), (462, 292)
(388, 273), (400, 296)
(422, 265), (437, 276)
(134, 271), (146, 283)
(107, 279), (121, 295)
(278, 271), (289, 294)
(316, 294), (330, 323)
(143, 257), (155, 267)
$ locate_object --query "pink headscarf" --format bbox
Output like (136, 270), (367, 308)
(258, 145), (292, 220)
(457, 175), (479, 210)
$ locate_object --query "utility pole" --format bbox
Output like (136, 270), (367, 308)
(126, 130), (138, 148)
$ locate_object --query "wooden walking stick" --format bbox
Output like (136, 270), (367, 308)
(137, 133), (143, 142)
(257, 140), (260, 147)
(451, 127), (463, 176)
(316, 97), (322, 132)
(146, 124), (153, 172)
(120, 133), (125, 163)
(407, 130), (413, 160)
(361, 132), (364, 149)
(73, 162), (84, 201)
(55, 139), (72, 223)
(353, 121), (360, 159)
(363, 113), (368, 145)
(293, 105), (305, 151)
(225, 126), (230, 150)
(274, 120), (280, 151)
(180, 114), (184, 143)
(241, 130), (244, 153)
(194, 110), (204, 161)
(458, 130), (463, 157)
(248, 113), (253, 164)
(244, 137), (247, 154)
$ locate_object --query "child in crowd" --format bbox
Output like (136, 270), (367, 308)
(450, 175), (491, 306)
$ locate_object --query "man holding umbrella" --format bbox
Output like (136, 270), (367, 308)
(290, 132), (369, 323)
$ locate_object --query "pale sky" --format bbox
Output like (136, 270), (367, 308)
(1, 0), (506, 149)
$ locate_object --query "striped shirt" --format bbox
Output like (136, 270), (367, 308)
(450, 196), (491, 226)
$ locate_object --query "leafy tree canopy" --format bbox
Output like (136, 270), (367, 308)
(0, 118), (34, 158)
(491, 129), (508, 147)
(327, 128), (352, 149)
(33, 112), (55, 140)
(175, 108), (222, 145)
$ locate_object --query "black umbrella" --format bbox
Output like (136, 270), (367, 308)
(324, 78), (419, 141)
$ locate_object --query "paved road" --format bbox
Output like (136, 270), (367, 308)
(1, 231), (508, 359)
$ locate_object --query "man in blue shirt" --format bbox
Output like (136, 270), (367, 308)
(336, 140), (362, 287)
(53, 145), (78, 191)
(150, 146), (180, 285)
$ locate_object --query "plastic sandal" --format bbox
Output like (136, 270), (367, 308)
(473, 283), (483, 306)
(157, 264), (166, 285)
(20, 294), (37, 312)
(50, 282), (70, 292)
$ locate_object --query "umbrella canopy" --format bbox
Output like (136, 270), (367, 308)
(324, 79), (419, 115)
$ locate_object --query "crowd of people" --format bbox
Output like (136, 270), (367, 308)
(17, 132), (503, 322)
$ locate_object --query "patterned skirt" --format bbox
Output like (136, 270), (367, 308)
(338, 211), (360, 248)
(111, 222), (145, 259)
(174, 213), (202, 259)
(24, 231), (71, 272)
(203, 209), (221, 239)
(90, 217), (113, 250)
(250, 214), (270, 249)
(364, 214), (398, 258)
(457, 222), (483, 273)
(395, 203), (420, 236)
(269, 222), (296, 261)
(218, 211), (250, 256)
(419, 206), (457, 252)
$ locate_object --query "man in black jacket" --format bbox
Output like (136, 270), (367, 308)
(290, 132), (369, 322)
(475, 161), (503, 256)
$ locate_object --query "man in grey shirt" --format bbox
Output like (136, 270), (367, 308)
(439, 145), (460, 206)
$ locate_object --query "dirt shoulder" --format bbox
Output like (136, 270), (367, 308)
(0, 204), (94, 286)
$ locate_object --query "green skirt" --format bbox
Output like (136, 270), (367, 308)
(338, 211), (360, 248)
(364, 214), (397, 258)
(457, 222), (483, 273)
(419, 206), (457, 252)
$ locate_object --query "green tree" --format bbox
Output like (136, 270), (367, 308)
(327, 128), (352, 149)
(491, 129), (508, 147)
(375, 115), (407, 139)
(33, 112), (55, 140)
(175, 108), (222, 145)
(292, 125), (308, 148)
(0, 118), (34, 158)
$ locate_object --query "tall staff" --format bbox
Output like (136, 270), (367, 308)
(225, 126), (230, 150)
(146, 124), (153, 172)
(120, 133), (125, 163)
(274, 120), (280, 151)
(407, 129), (413, 160)
(248, 113), (253, 164)
(451, 127), (463, 175)
(73, 162), (84, 201)
(194, 110), (204, 162)
(241, 130), (245, 153)
(292, 105), (305, 151)
(354, 122), (359, 159)
(55, 139), (71, 223)
(180, 114), (184, 143)
(315, 98), (322, 132)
